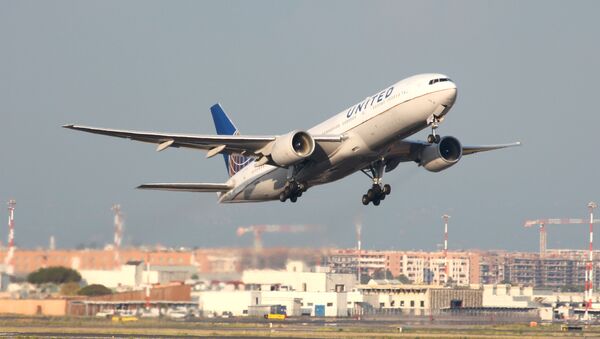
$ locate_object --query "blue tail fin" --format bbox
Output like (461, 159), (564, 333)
(210, 103), (253, 177)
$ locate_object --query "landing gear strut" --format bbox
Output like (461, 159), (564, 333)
(361, 159), (391, 206)
(427, 115), (442, 144)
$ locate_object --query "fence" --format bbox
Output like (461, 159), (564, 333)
(348, 307), (540, 325)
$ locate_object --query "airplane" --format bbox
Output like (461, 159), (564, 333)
(64, 73), (520, 206)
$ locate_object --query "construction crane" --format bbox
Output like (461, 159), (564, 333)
(236, 224), (316, 251)
(236, 224), (317, 267)
(525, 202), (598, 316)
(523, 218), (600, 257)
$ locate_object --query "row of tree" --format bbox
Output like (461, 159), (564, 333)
(26, 266), (112, 296)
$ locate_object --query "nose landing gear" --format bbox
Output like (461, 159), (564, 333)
(361, 159), (391, 206)
(427, 114), (442, 144)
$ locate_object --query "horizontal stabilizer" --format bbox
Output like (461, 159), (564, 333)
(137, 183), (232, 192)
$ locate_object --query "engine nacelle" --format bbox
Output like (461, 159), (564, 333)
(270, 130), (315, 167)
(419, 136), (463, 172)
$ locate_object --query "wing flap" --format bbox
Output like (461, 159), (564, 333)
(137, 183), (232, 192)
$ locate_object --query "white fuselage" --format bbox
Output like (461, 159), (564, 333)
(219, 73), (457, 202)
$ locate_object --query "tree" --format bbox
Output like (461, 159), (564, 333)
(359, 273), (371, 284)
(445, 276), (456, 287)
(60, 282), (81, 296)
(396, 274), (411, 284)
(77, 284), (112, 296)
(371, 269), (394, 280)
(27, 266), (81, 285)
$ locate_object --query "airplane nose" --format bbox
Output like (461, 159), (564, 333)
(442, 87), (457, 107)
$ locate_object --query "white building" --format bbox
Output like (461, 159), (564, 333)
(261, 291), (347, 317)
(194, 261), (354, 317)
(481, 284), (600, 308)
(79, 261), (143, 289)
(242, 260), (355, 292)
(195, 290), (261, 316)
(358, 281), (483, 315)
(141, 265), (196, 285)
(194, 290), (348, 317)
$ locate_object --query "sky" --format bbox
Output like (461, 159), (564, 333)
(1, 1), (599, 252)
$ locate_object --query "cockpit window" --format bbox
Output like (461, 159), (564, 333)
(429, 78), (452, 85)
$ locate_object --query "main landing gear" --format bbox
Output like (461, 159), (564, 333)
(427, 114), (442, 144)
(361, 159), (391, 206)
(279, 181), (307, 203)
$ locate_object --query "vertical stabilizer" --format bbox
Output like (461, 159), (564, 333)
(210, 103), (253, 177)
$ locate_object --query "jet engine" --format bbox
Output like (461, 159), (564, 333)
(418, 136), (462, 172)
(270, 130), (315, 167)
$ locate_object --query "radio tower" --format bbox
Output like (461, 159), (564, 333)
(585, 201), (597, 318)
(112, 204), (123, 269)
(3, 200), (15, 274)
(442, 214), (450, 285)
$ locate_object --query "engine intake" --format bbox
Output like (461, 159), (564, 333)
(270, 130), (315, 166)
(419, 136), (462, 172)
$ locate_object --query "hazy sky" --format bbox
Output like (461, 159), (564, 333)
(1, 1), (599, 252)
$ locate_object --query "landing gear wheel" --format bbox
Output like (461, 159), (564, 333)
(379, 193), (385, 200)
(427, 134), (435, 144)
(281, 180), (308, 203)
(373, 198), (380, 206)
(435, 135), (441, 143)
(367, 189), (375, 200)
(362, 195), (370, 205)
(372, 184), (381, 193)
(383, 184), (391, 195)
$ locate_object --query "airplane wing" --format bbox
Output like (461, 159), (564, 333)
(461, 142), (522, 155)
(137, 183), (232, 192)
(63, 124), (342, 159)
(383, 139), (521, 171)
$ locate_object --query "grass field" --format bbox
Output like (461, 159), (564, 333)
(1, 316), (599, 338)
